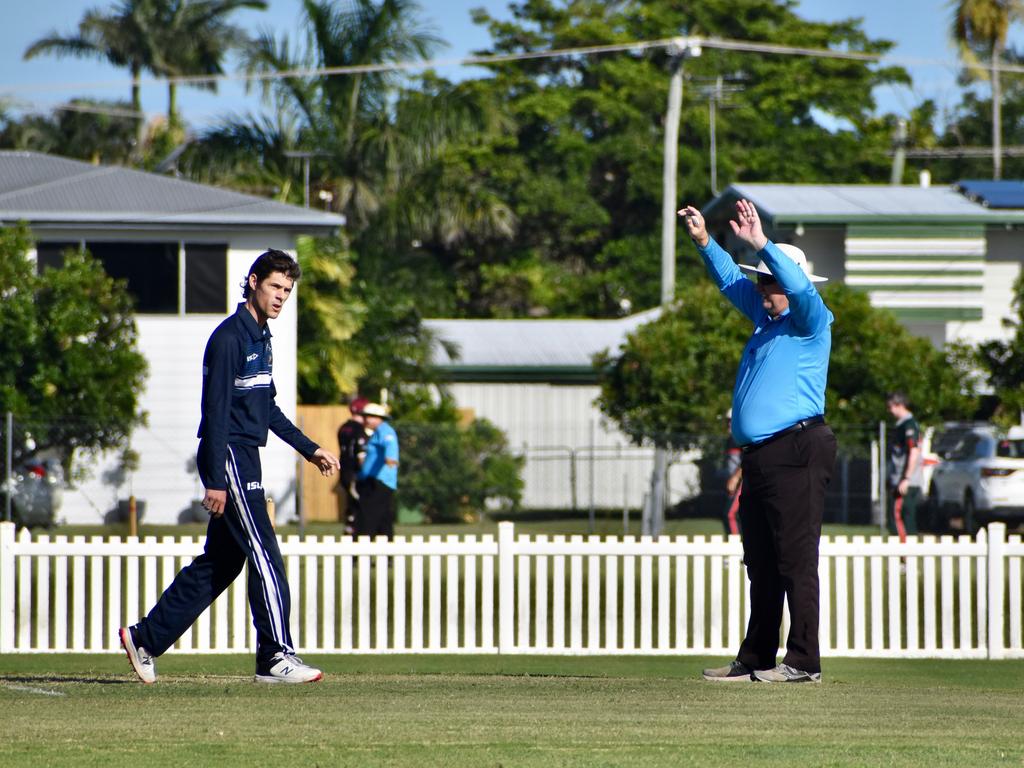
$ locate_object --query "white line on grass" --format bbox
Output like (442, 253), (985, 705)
(0, 682), (66, 697)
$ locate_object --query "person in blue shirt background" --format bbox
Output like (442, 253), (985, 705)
(355, 402), (399, 539)
(681, 199), (837, 684)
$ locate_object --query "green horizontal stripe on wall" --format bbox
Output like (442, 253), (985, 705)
(847, 284), (983, 293)
(435, 365), (599, 383)
(845, 253), (984, 262)
(846, 225), (985, 238)
(888, 307), (984, 322)
(845, 270), (983, 278)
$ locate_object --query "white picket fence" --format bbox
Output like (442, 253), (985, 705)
(1, 520), (1022, 658)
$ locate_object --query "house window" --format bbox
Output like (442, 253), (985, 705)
(87, 242), (179, 313)
(185, 244), (228, 313)
(36, 240), (230, 315)
(35, 242), (79, 272)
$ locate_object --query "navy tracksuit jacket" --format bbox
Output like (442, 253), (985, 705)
(135, 303), (319, 661)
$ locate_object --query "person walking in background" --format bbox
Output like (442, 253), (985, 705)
(355, 402), (399, 539)
(722, 408), (743, 536)
(886, 392), (923, 541)
(337, 396), (369, 535)
(682, 200), (837, 684)
(119, 250), (340, 686)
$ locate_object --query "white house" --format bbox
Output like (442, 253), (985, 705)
(0, 151), (344, 524)
(702, 181), (1024, 348)
(426, 181), (1024, 515)
(424, 310), (701, 512)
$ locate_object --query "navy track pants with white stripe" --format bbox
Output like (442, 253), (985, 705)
(134, 444), (294, 662)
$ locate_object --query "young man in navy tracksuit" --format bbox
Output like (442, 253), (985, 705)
(119, 250), (340, 684)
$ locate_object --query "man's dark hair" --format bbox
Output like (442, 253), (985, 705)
(886, 391), (910, 407)
(242, 249), (302, 298)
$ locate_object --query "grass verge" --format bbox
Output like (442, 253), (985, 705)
(0, 654), (1021, 767)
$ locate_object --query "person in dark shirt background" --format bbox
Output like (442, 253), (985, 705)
(337, 396), (369, 535)
(119, 250), (339, 686)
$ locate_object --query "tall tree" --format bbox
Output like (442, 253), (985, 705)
(595, 283), (977, 451)
(950, 0), (1024, 179)
(420, 0), (911, 318)
(0, 226), (148, 473)
(150, 0), (268, 129)
(24, 0), (266, 132)
(24, 0), (159, 116)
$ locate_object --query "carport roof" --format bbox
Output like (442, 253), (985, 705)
(424, 309), (662, 382)
(0, 150), (345, 233)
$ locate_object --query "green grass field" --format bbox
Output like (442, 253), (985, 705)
(1, 654), (1021, 767)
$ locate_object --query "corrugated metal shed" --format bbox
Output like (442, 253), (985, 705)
(425, 308), (661, 381)
(0, 150), (345, 232)
(704, 182), (1024, 224)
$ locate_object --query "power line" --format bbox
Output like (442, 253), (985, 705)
(0, 33), (1005, 99)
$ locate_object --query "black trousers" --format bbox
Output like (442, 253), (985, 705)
(135, 444), (294, 662)
(735, 424), (836, 674)
(355, 477), (394, 539)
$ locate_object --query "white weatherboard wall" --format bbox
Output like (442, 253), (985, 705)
(59, 236), (304, 525)
(447, 382), (698, 510)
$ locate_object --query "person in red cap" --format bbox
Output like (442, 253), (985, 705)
(337, 396), (370, 534)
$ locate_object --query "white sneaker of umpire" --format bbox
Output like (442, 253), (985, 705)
(254, 652), (324, 684)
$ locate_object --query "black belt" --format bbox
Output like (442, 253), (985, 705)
(741, 415), (825, 453)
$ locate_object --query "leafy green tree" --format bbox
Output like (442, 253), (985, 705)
(595, 280), (976, 451)
(397, 404), (524, 522)
(976, 271), (1024, 425)
(415, 0), (910, 318)
(295, 235), (366, 403)
(823, 284), (977, 436)
(0, 225), (148, 472)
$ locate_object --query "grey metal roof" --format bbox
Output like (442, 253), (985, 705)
(0, 151), (345, 232)
(425, 308), (662, 369)
(704, 183), (1024, 224)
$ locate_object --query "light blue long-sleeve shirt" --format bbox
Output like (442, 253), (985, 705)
(358, 421), (399, 490)
(697, 237), (833, 446)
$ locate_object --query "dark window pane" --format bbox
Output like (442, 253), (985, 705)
(36, 242), (78, 273)
(88, 242), (178, 313)
(185, 244), (227, 314)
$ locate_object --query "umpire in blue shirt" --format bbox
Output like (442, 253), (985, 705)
(681, 200), (837, 684)
(119, 250), (340, 685)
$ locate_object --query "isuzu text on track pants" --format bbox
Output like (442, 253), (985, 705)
(133, 444), (294, 662)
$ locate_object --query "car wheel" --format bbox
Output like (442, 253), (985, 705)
(963, 491), (980, 536)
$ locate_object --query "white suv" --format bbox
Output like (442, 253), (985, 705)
(928, 424), (1024, 534)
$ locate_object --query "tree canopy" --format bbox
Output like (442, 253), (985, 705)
(595, 278), (977, 452)
(0, 226), (148, 473)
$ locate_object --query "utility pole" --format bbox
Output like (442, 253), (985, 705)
(646, 37), (701, 538)
(890, 119), (907, 185)
(284, 150), (325, 209)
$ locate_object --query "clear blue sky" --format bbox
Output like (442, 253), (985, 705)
(0, 0), (1016, 130)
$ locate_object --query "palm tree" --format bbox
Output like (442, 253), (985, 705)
(240, 0), (445, 226)
(950, 0), (1024, 179)
(24, 1), (159, 117)
(151, 0), (268, 128)
(25, 0), (267, 131)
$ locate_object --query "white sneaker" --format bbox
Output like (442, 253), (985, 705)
(254, 652), (323, 684)
(119, 626), (156, 684)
